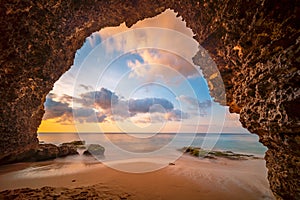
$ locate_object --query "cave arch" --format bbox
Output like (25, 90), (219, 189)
(0, 0), (299, 199)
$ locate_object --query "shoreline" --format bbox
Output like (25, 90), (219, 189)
(0, 154), (274, 199)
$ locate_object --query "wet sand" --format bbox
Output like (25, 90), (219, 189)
(0, 155), (274, 200)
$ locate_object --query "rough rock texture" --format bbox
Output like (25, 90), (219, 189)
(0, 143), (78, 163)
(33, 143), (78, 161)
(34, 144), (60, 161)
(0, 185), (132, 200)
(83, 144), (105, 156)
(58, 143), (79, 157)
(35, 143), (78, 161)
(0, 0), (299, 199)
(182, 146), (262, 160)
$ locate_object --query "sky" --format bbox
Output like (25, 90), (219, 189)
(38, 9), (249, 134)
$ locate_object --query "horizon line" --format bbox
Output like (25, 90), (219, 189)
(38, 132), (251, 134)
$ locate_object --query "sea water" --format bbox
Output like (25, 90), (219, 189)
(38, 132), (267, 160)
(0, 133), (267, 177)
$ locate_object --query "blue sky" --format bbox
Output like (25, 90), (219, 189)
(39, 9), (249, 134)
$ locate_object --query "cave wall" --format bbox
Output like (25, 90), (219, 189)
(0, 0), (299, 199)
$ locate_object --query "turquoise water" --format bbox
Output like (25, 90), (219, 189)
(0, 133), (268, 174)
(38, 132), (267, 157)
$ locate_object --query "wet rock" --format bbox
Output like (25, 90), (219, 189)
(61, 140), (86, 149)
(61, 140), (85, 146)
(203, 155), (217, 159)
(182, 147), (260, 160)
(34, 144), (60, 161)
(0, 0), (299, 198)
(58, 144), (78, 157)
(83, 144), (105, 156)
(18, 143), (78, 162)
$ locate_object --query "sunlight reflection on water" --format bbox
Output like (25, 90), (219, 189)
(0, 133), (268, 177)
(9, 161), (102, 179)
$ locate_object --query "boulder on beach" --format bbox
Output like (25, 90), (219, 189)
(31, 143), (78, 161)
(182, 146), (260, 160)
(34, 144), (60, 161)
(58, 144), (78, 157)
(61, 140), (85, 146)
(61, 140), (86, 149)
(83, 144), (105, 156)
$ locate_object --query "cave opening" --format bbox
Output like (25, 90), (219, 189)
(3, 1), (298, 198)
(37, 9), (266, 168)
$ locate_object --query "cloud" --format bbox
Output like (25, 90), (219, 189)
(222, 111), (242, 128)
(110, 95), (179, 122)
(44, 88), (188, 125)
(127, 49), (198, 83)
(79, 88), (119, 109)
(44, 95), (107, 124)
(164, 109), (189, 121)
(74, 32), (102, 67)
(128, 98), (173, 114)
(177, 95), (199, 107)
(177, 95), (212, 116)
(47, 93), (57, 99)
(86, 32), (102, 48)
(79, 84), (93, 91)
(75, 108), (107, 124)
(59, 94), (73, 104)
(78, 88), (177, 121)
(98, 9), (196, 55)
(178, 95), (212, 108)
(94, 9), (200, 84)
(99, 9), (194, 40)
(73, 108), (107, 123)
(43, 97), (72, 120)
(225, 112), (240, 121)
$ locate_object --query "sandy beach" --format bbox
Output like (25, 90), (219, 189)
(0, 154), (274, 200)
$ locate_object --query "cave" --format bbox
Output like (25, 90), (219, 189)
(0, 0), (299, 199)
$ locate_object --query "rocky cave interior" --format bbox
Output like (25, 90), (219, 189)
(0, 0), (299, 199)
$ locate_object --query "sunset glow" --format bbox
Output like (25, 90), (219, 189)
(38, 9), (248, 134)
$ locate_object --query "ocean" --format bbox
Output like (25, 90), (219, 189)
(38, 132), (267, 156)
(0, 133), (268, 176)
(38, 132), (267, 171)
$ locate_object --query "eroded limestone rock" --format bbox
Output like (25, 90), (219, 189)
(0, 0), (299, 198)
(83, 144), (105, 156)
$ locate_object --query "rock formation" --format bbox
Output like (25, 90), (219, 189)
(83, 144), (105, 156)
(0, 143), (78, 163)
(182, 146), (261, 160)
(0, 185), (132, 199)
(34, 143), (78, 161)
(0, 0), (299, 199)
